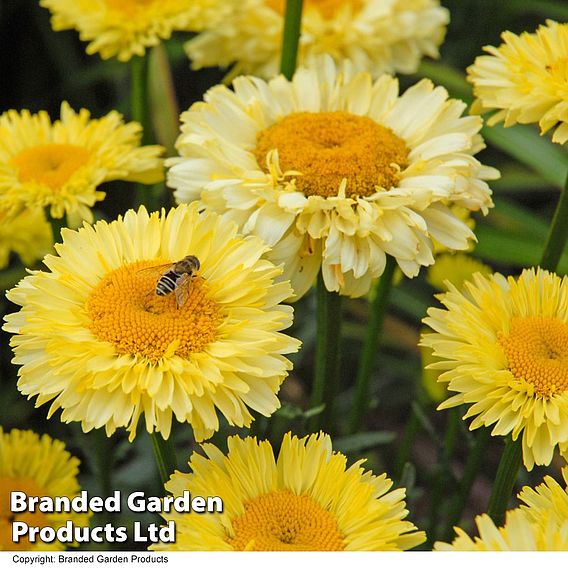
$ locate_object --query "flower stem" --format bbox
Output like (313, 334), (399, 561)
(427, 408), (460, 545)
(349, 256), (397, 434)
(131, 55), (151, 144)
(443, 427), (491, 541)
(309, 272), (342, 432)
(487, 436), (523, 526)
(150, 432), (178, 488)
(131, 54), (156, 209)
(486, 170), (568, 525)
(280, 0), (303, 80)
(47, 211), (66, 243)
(393, 405), (421, 481)
(540, 170), (568, 272)
(93, 430), (114, 524)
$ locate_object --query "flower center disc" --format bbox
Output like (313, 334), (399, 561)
(11, 144), (90, 189)
(227, 490), (344, 551)
(86, 261), (220, 362)
(254, 111), (408, 198)
(0, 477), (50, 551)
(500, 316), (568, 396)
(268, 0), (362, 19)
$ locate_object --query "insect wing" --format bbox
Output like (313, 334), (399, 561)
(175, 272), (192, 308)
(136, 263), (173, 279)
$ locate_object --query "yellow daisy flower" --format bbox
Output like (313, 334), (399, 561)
(152, 432), (425, 551)
(0, 209), (53, 269)
(186, 0), (449, 79)
(434, 509), (568, 551)
(168, 59), (497, 300)
(40, 0), (228, 62)
(421, 268), (568, 470)
(436, 468), (568, 551)
(0, 102), (164, 226)
(0, 428), (90, 551)
(3, 204), (300, 441)
(519, 467), (568, 526)
(467, 20), (568, 144)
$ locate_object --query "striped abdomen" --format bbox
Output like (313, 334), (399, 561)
(156, 269), (182, 296)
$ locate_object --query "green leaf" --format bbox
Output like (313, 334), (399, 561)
(492, 167), (551, 193)
(489, 197), (549, 240)
(482, 124), (568, 189)
(149, 44), (180, 156)
(398, 462), (417, 492)
(303, 403), (326, 419)
(333, 431), (395, 453)
(509, 0), (568, 20)
(474, 224), (568, 273)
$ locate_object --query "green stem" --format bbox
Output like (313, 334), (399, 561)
(47, 212), (66, 243)
(487, 436), (523, 526)
(309, 272), (342, 432)
(540, 171), (568, 271)
(93, 431), (114, 524)
(393, 405), (420, 481)
(280, 0), (303, 80)
(443, 427), (491, 541)
(349, 256), (397, 434)
(131, 55), (151, 144)
(150, 432), (178, 488)
(427, 408), (460, 544)
(131, 55), (156, 209)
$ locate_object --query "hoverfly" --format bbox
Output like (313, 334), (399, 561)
(138, 255), (201, 309)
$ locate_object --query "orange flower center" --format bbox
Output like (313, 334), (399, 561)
(227, 490), (344, 551)
(86, 261), (220, 362)
(254, 111), (408, 198)
(500, 316), (568, 396)
(11, 144), (90, 190)
(0, 477), (50, 551)
(268, 0), (362, 19)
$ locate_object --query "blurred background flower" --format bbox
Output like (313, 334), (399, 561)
(0, 102), (164, 226)
(0, 428), (90, 551)
(185, 0), (449, 79)
(468, 20), (568, 144)
(0, 209), (53, 270)
(40, 0), (229, 62)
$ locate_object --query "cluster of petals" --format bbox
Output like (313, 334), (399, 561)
(467, 20), (568, 144)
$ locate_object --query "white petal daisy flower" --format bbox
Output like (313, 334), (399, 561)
(168, 60), (497, 299)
